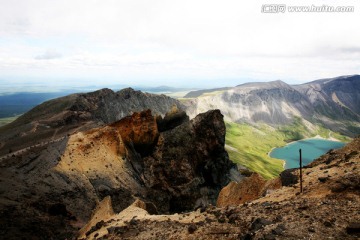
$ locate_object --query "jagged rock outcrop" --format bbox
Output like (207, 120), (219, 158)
(143, 109), (235, 212)
(0, 88), (185, 155)
(0, 109), (234, 239)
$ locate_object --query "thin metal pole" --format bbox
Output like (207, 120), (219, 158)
(299, 148), (303, 193)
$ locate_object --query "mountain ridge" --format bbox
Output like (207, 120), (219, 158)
(184, 75), (360, 137)
(0, 87), (185, 156)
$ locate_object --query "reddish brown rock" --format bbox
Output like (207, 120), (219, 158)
(111, 109), (159, 156)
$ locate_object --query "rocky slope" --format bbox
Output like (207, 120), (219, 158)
(184, 75), (360, 136)
(81, 137), (360, 240)
(0, 109), (235, 239)
(0, 88), (184, 156)
(216, 173), (281, 208)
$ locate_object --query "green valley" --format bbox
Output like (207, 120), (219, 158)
(225, 119), (350, 179)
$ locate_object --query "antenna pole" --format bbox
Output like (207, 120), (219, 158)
(299, 148), (303, 193)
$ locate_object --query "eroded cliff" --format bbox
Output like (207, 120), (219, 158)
(0, 109), (234, 239)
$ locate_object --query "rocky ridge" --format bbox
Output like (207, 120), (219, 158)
(0, 88), (185, 156)
(0, 108), (235, 239)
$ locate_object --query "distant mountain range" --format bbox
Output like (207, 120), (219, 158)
(1, 75), (359, 158)
(0, 91), (76, 118)
(134, 85), (195, 93)
(184, 75), (360, 137)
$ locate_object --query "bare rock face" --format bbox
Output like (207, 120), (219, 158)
(143, 109), (235, 212)
(0, 109), (234, 239)
(110, 109), (160, 157)
(217, 173), (281, 207)
(78, 196), (114, 238)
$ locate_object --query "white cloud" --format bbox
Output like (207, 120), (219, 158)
(0, 0), (359, 88)
(35, 49), (62, 60)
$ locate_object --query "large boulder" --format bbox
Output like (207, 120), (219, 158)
(217, 173), (281, 207)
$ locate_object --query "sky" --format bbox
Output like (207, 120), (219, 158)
(0, 0), (359, 91)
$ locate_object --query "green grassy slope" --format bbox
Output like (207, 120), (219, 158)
(0, 116), (18, 127)
(225, 119), (350, 179)
(225, 122), (284, 179)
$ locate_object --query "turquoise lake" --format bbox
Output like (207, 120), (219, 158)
(270, 139), (345, 169)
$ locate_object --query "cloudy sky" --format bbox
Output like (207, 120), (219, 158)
(0, 0), (359, 90)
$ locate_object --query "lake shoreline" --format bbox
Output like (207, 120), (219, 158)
(284, 134), (342, 147)
(268, 135), (343, 170)
(268, 147), (286, 169)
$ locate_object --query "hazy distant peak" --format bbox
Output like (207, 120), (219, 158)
(263, 80), (291, 89)
(234, 80), (292, 93)
(297, 74), (360, 87)
(270, 79), (288, 85)
(237, 79), (286, 87)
